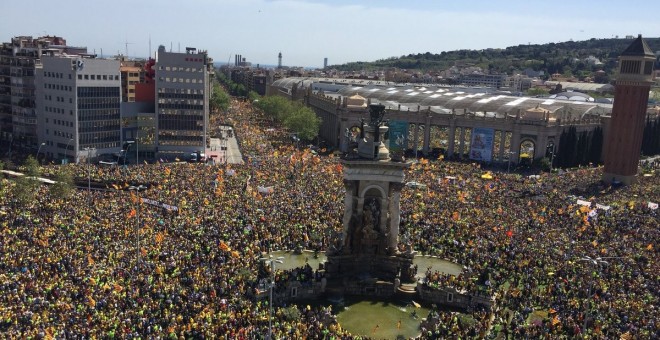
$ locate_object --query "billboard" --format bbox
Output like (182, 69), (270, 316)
(469, 127), (494, 162)
(388, 121), (409, 152)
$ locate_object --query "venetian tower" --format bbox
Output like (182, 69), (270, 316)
(325, 104), (416, 290)
(602, 35), (656, 185)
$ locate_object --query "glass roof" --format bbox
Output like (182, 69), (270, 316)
(271, 77), (613, 120)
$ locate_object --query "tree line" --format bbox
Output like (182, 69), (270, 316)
(332, 37), (660, 82)
(553, 118), (660, 169)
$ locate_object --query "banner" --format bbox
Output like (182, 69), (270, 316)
(577, 199), (591, 207)
(141, 197), (179, 211)
(388, 120), (409, 152)
(257, 186), (274, 194)
(469, 127), (494, 162)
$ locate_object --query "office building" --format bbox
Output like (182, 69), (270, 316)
(155, 45), (213, 158)
(36, 55), (121, 163)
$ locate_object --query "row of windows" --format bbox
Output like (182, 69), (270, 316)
(45, 71), (70, 79)
(158, 77), (204, 84)
(48, 118), (73, 128)
(44, 83), (73, 92)
(157, 88), (204, 95)
(78, 110), (120, 122)
(158, 103), (204, 111)
(157, 92), (204, 100)
(77, 74), (120, 81)
(44, 106), (72, 115)
(49, 129), (73, 139)
(77, 86), (120, 97)
(79, 132), (121, 145)
(80, 123), (120, 133)
(159, 66), (204, 72)
(44, 95), (72, 104)
(79, 142), (120, 150)
(157, 99), (203, 106)
(77, 102), (120, 110)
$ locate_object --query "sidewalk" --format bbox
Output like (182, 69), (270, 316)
(206, 126), (243, 165)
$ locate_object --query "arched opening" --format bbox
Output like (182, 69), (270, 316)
(519, 140), (536, 166)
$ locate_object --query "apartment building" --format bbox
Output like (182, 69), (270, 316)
(155, 45), (213, 158)
(0, 36), (86, 148)
(36, 55), (121, 163)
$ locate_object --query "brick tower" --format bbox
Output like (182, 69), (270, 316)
(602, 35), (656, 185)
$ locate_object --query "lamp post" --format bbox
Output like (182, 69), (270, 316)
(84, 147), (96, 203)
(578, 256), (618, 336)
(123, 141), (134, 167)
(129, 185), (147, 271)
(259, 255), (284, 340)
(63, 138), (73, 164)
(36, 142), (45, 164)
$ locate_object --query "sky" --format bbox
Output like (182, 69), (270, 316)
(2, 0), (660, 68)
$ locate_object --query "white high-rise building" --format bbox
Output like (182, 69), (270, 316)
(35, 55), (121, 163)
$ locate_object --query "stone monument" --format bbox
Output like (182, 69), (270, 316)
(325, 104), (415, 295)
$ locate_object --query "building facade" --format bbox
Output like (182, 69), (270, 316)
(155, 46), (213, 158)
(0, 36), (86, 149)
(36, 55), (121, 163)
(269, 77), (611, 165)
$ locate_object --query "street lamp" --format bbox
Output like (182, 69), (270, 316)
(129, 185), (147, 271)
(84, 147), (96, 203)
(259, 255), (284, 340)
(36, 142), (45, 164)
(123, 141), (134, 167)
(63, 138), (73, 164)
(577, 256), (619, 336)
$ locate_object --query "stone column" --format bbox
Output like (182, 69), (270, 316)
(388, 182), (404, 253)
(423, 116), (432, 155)
(510, 126), (521, 163)
(447, 123), (456, 157)
(342, 180), (356, 252)
(458, 127), (466, 157)
(498, 131), (506, 162)
(412, 124), (420, 155)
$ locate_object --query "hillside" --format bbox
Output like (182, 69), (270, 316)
(331, 37), (660, 81)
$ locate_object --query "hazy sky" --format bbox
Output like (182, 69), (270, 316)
(2, 0), (659, 67)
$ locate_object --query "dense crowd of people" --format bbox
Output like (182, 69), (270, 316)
(0, 97), (657, 338)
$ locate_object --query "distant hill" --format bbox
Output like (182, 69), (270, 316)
(331, 37), (660, 80)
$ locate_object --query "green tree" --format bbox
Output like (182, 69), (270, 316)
(526, 87), (549, 97)
(12, 156), (41, 207)
(284, 104), (321, 141)
(49, 167), (75, 200)
(210, 82), (231, 112)
(255, 95), (292, 122)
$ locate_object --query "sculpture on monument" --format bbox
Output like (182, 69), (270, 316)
(325, 103), (416, 285)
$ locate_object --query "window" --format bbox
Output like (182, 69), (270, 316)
(78, 74), (82, 80)
(68, 74), (72, 79)
(103, 75), (107, 80)
(91, 75), (95, 80)
(644, 61), (654, 75)
(84, 75), (89, 80)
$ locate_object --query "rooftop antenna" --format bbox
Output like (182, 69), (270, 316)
(170, 42), (172, 52)
(149, 35), (152, 59)
(100, 48), (103, 58)
(124, 39), (134, 58)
